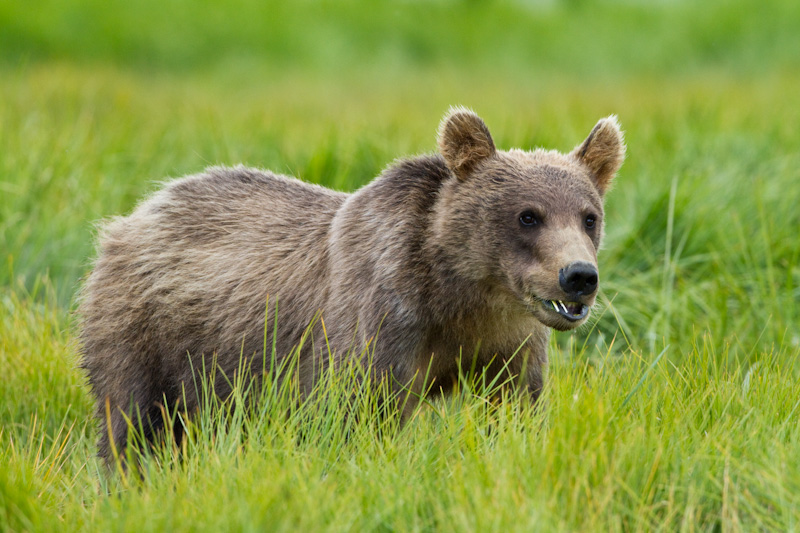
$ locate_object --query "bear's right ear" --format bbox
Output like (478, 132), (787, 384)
(438, 107), (496, 180)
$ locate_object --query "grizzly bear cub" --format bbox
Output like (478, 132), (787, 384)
(79, 108), (625, 463)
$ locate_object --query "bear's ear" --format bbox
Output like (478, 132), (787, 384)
(570, 116), (626, 196)
(437, 107), (496, 180)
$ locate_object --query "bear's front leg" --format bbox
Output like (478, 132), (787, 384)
(475, 336), (548, 406)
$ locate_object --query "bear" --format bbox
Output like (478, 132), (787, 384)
(78, 107), (625, 464)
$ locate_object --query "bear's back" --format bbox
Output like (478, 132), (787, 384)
(149, 165), (346, 242)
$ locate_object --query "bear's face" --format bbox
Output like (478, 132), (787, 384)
(436, 108), (625, 331)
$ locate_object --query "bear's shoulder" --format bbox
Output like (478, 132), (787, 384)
(358, 154), (451, 210)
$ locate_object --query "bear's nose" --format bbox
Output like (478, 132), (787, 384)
(559, 262), (599, 296)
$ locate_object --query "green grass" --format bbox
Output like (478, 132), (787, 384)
(2, 0), (800, 530)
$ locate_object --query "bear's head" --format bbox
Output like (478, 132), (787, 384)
(433, 107), (625, 331)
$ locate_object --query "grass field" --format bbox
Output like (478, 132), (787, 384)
(2, 0), (800, 530)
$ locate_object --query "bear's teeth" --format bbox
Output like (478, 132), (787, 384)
(548, 300), (585, 316)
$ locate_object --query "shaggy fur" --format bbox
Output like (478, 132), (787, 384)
(78, 108), (625, 463)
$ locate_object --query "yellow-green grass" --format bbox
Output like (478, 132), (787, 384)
(2, 0), (800, 529)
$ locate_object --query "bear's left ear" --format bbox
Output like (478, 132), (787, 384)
(438, 107), (496, 180)
(570, 116), (626, 196)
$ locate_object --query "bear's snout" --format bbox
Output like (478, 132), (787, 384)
(558, 261), (599, 297)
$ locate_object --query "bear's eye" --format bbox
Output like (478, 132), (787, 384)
(519, 210), (540, 227)
(584, 214), (597, 229)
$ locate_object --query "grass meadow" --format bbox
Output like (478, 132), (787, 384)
(2, 0), (800, 530)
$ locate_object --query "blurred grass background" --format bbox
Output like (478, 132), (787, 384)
(3, 0), (799, 77)
(2, 0), (800, 530)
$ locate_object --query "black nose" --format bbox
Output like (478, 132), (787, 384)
(559, 262), (598, 296)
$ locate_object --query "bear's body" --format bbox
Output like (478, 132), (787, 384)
(79, 109), (625, 462)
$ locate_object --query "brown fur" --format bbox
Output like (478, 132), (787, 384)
(78, 108), (625, 463)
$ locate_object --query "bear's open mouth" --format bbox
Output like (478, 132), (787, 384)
(543, 299), (589, 321)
